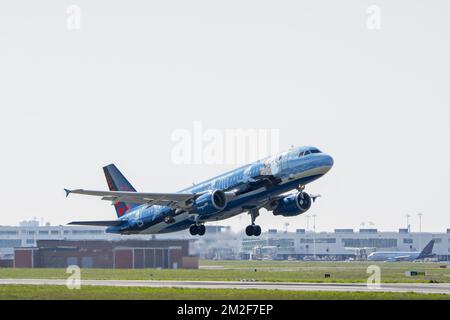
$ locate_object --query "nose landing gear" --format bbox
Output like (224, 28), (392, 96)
(245, 208), (262, 236)
(189, 224), (206, 236)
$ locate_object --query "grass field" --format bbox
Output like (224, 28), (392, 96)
(0, 261), (449, 299)
(0, 260), (449, 283)
(0, 284), (449, 300)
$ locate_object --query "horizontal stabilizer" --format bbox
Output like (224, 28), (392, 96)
(68, 220), (125, 227)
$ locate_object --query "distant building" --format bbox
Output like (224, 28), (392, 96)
(14, 239), (197, 269)
(18, 220), (40, 228)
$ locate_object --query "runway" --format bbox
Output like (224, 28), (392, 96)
(1, 279), (449, 294)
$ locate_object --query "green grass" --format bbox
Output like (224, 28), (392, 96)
(0, 260), (449, 283)
(0, 284), (449, 300)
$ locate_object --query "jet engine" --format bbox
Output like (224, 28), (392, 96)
(272, 192), (312, 217)
(192, 190), (227, 215)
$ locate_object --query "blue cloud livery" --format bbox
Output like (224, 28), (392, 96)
(65, 146), (333, 236)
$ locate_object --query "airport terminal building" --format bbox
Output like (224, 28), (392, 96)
(1, 220), (450, 263)
(239, 228), (450, 261)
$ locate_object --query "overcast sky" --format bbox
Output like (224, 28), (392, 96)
(0, 1), (449, 232)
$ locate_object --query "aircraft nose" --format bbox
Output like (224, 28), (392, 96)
(321, 154), (334, 173)
(326, 154), (334, 168)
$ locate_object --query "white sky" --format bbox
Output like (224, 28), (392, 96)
(0, 1), (449, 232)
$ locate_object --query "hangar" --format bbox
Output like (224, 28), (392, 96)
(13, 239), (198, 269)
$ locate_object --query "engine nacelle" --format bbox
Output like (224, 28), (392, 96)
(192, 190), (227, 215)
(273, 192), (312, 217)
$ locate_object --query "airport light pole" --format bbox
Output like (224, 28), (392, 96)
(406, 214), (411, 233)
(306, 214), (310, 231)
(418, 213), (423, 249)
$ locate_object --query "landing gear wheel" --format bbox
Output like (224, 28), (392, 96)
(254, 225), (261, 236)
(246, 208), (262, 236)
(197, 225), (206, 236)
(246, 225), (254, 236)
(189, 225), (198, 235)
(245, 225), (261, 236)
(189, 224), (205, 236)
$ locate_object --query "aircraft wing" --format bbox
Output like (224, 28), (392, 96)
(309, 194), (321, 202)
(261, 192), (322, 207)
(64, 189), (196, 208)
(68, 220), (126, 227)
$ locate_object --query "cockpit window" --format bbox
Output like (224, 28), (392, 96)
(299, 148), (321, 157)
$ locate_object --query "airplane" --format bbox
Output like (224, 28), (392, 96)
(366, 240), (435, 262)
(65, 146), (333, 237)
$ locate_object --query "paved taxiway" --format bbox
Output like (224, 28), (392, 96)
(0, 279), (449, 294)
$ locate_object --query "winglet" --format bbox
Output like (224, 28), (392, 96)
(64, 188), (72, 198)
(311, 194), (322, 203)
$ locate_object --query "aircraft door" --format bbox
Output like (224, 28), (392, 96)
(281, 153), (290, 171)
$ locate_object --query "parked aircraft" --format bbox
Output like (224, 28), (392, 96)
(367, 240), (435, 261)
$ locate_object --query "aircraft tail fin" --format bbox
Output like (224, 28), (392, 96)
(103, 164), (140, 217)
(418, 240), (435, 259)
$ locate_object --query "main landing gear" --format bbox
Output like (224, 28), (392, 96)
(189, 224), (206, 236)
(245, 208), (262, 237)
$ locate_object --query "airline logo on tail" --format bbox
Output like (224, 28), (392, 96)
(103, 164), (139, 217)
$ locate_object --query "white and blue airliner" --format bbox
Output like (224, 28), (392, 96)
(65, 146), (333, 237)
